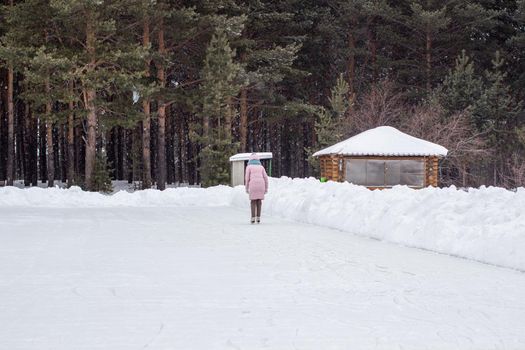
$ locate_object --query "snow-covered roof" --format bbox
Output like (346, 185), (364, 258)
(313, 126), (448, 157)
(229, 152), (273, 162)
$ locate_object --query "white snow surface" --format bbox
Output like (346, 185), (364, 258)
(239, 177), (525, 272)
(1, 177), (523, 271)
(1, 179), (525, 349)
(1, 204), (525, 349)
(312, 126), (448, 157)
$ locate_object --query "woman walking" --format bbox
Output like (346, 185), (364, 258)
(245, 153), (269, 224)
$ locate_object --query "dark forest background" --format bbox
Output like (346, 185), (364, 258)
(1, 0), (524, 191)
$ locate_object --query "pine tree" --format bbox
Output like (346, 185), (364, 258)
(307, 74), (350, 175)
(0, 0), (65, 187)
(408, 3), (450, 92)
(197, 29), (243, 187)
(232, 0), (302, 152)
(49, 0), (146, 191)
(479, 52), (522, 133)
(0, 0), (524, 189)
(0, 0), (16, 186)
(140, 1), (153, 190)
(318, 74), (350, 147)
(477, 51), (523, 184)
(437, 51), (484, 126)
(508, 0), (525, 93)
(393, 0), (499, 96)
(152, 3), (198, 190)
(23, 48), (73, 187)
(91, 150), (113, 193)
(154, 6), (166, 190)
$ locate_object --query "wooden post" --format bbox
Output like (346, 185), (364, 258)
(425, 156), (439, 187)
(433, 157), (439, 187)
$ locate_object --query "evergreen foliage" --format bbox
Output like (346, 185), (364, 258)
(197, 29), (242, 187)
(0, 0), (524, 188)
(480, 52), (523, 135)
(90, 151), (113, 193)
(437, 51), (484, 125)
(478, 52), (524, 180)
(317, 74), (350, 148)
(307, 74), (350, 174)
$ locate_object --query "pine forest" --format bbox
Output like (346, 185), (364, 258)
(1, 0), (524, 191)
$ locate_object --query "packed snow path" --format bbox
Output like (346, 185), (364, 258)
(1, 206), (524, 350)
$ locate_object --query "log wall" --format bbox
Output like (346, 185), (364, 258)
(319, 156), (340, 181)
(318, 155), (441, 188)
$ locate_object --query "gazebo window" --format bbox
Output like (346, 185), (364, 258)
(345, 159), (366, 185)
(385, 160), (401, 185)
(346, 159), (425, 187)
(366, 160), (385, 186)
(398, 160), (425, 186)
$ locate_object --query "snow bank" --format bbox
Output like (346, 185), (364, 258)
(0, 185), (232, 208)
(1, 178), (524, 270)
(231, 178), (525, 271)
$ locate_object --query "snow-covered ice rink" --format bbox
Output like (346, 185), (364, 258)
(1, 205), (525, 350)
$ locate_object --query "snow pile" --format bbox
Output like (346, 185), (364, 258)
(1, 178), (524, 270)
(0, 185), (232, 208)
(231, 178), (525, 271)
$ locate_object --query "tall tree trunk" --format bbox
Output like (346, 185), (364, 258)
(84, 12), (97, 190)
(225, 96), (233, 137)
(166, 111), (175, 184)
(45, 79), (55, 188)
(6, 65), (14, 186)
(151, 116), (157, 183)
(179, 113), (187, 184)
(133, 124), (142, 183)
(30, 113), (38, 186)
(59, 123), (67, 182)
(6, 0), (15, 185)
(14, 98), (22, 182)
(141, 15), (152, 189)
(142, 102), (152, 188)
(84, 89), (97, 190)
(74, 121), (82, 178)
(425, 32), (432, 92)
(23, 104), (31, 186)
(21, 103), (32, 187)
(126, 128), (133, 183)
(39, 117), (47, 182)
(239, 87), (248, 152)
(118, 126), (125, 180)
(156, 16), (167, 190)
(45, 121), (54, 186)
(67, 97), (75, 187)
(157, 103), (167, 189)
(110, 128), (118, 179)
(347, 28), (356, 101)
(366, 19), (378, 81)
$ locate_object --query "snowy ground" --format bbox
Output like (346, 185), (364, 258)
(4, 177), (525, 270)
(1, 204), (525, 349)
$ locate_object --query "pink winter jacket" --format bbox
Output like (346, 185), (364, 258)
(245, 164), (269, 200)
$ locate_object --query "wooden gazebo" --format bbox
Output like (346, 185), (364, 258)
(313, 126), (448, 189)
